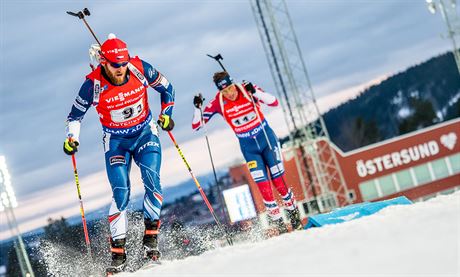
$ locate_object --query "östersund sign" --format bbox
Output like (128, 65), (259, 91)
(355, 132), (457, 178)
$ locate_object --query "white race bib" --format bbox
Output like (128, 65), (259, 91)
(231, 111), (257, 127)
(110, 99), (144, 123)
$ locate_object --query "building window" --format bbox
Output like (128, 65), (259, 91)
(431, 158), (450, 180)
(378, 175), (397, 196)
(395, 169), (414, 191)
(348, 190), (356, 201)
(449, 153), (460, 174)
(359, 180), (378, 201)
(413, 163), (432, 185)
(440, 188), (456, 195)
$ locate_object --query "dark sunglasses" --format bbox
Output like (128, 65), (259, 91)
(110, 61), (129, 68)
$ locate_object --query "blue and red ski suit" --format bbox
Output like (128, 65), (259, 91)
(66, 57), (174, 239)
(192, 83), (296, 220)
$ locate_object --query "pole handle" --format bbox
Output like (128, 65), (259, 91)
(66, 8), (102, 46)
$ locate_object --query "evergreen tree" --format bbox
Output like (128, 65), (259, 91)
(399, 98), (437, 134)
(337, 116), (381, 151)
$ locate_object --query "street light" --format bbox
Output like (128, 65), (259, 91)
(0, 158), (18, 212)
(426, 0), (460, 75)
(426, 0), (437, 13)
(0, 156), (35, 277)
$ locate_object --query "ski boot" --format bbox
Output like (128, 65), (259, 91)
(269, 217), (289, 235)
(106, 238), (127, 276)
(287, 207), (303, 231)
(143, 219), (162, 262)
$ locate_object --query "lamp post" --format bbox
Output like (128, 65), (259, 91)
(426, 0), (460, 75)
(0, 156), (35, 277)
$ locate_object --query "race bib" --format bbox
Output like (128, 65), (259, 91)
(231, 111), (257, 127)
(110, 99), (144, 123)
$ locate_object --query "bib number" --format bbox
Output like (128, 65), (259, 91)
(231, 111), (256, 127)
(110, 99), (144, 123)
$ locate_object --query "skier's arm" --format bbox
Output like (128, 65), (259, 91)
(192, 98), (221, 131)
(66, 78), (94, 143)
(253, 85), (278, 107)
(244, 81), (278, 107)
(142, 61), (175, 117)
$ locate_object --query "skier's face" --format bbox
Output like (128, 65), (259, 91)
(221, 84), (238, 101)
(105, 62), (129, 85)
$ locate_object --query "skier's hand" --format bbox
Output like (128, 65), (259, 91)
(243, 81), (256, 94)
(63, 137), (79, 155)
(193, 93), (204, 109)
(158, 114), (175, 131)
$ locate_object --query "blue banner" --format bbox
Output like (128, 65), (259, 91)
(305, 196), (413, 229)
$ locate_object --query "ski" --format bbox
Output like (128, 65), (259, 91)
(106, 266), (125, 276)
(139, 259), (162, 271)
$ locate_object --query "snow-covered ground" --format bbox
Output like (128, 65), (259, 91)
(120, 192), (460, 277)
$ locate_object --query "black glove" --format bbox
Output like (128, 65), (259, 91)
(243, 81), (256, 94)
(157, 114), (175, 131)
(193, 93), (205, 109)
(63, 138), (79, 155)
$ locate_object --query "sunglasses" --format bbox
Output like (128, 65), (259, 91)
(110, 61), (129, 68)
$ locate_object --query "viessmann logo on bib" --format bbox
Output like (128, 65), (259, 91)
(105, 85), (144, 103)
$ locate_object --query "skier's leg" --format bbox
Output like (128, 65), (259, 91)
(133, 127), (162, 260)
(261, 129), (295, 208)
(104, 135), (132, 239)
(241, 139), (285, 233)
(104, 133), (132, 272)
(262, 129), (303, 230)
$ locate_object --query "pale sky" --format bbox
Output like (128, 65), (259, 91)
(0, 0), (453, 239)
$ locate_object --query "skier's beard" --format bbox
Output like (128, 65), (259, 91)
(106, 68), (127, 85)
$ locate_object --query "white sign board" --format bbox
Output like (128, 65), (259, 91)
(223, 184), (257, 223)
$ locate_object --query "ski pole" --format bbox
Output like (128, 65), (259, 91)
(70, 152), (92, 258)
(207, 54), (227, 72)
(67, 8), (102, 46)
(197, 99), (231, 227)
(166, 131), (233, 246)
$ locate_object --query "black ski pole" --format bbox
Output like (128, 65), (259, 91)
(207, 54), (227, 72)
(196, 93), (232, 230)
(67, 8), (102, 46)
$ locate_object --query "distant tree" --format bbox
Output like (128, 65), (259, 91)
(5, 240), (48, 277)
(323, 51), (460, 144)
(6, 244), (20, 277)
(42, 217), (83, 250)
(445, 97), (460, 120)
(399, 98), (437, 134)
(337, 116), (381, 151)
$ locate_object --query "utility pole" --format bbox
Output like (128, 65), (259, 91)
(250, 0), (352, 213)
(427, 0), (460, 75)
(0, 156), (35, 277)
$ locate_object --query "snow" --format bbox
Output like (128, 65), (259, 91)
(120, 192), (460, 277)
(398, 106), (411, 119)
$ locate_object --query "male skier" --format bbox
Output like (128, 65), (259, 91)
(192, 71), (303, 234)
(63, 34), (175, 274)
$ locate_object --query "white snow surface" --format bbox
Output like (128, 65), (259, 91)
(119, 192), (460, 277)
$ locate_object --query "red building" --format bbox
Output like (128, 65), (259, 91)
(228, 118), (460, 220)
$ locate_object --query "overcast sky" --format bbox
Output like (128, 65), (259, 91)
(0, 0), (454, 239)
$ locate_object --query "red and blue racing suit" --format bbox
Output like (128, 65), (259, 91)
(66, 57), (174, 239)
(192, 83), (296, 220)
